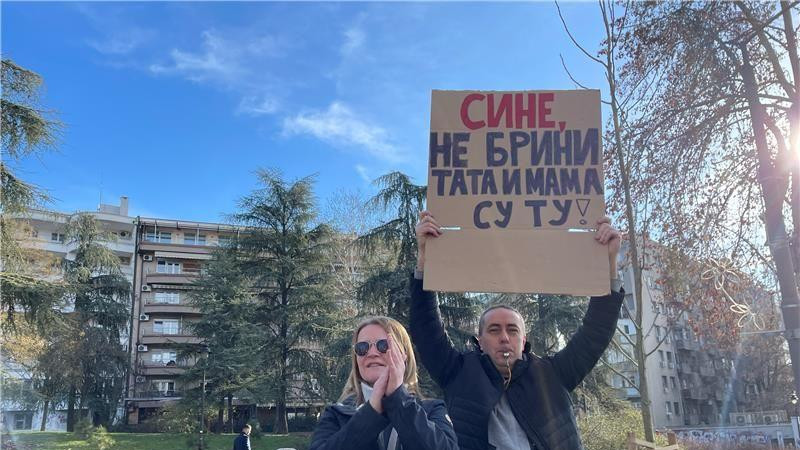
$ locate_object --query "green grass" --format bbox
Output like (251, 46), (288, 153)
(2, 431), (310, 450)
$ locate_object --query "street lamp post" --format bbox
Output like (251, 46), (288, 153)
(198, 344), (210, 450)
(790, 392), (799, 447)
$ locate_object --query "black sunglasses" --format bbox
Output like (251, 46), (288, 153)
(354, 339), (389, 357)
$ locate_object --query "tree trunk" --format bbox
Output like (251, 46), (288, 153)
(217, 396), (224, 434)
(740, 45), (800, 396)
(635, 326), (654, 441)
(40, 400), (49, 431)
(274, 398), (288, 434)
(781, 1), (800, 281)
(273, 297), (290, 434)
(66, 386), (76, 432)
(607, 36), (655, 441)
(78, 391), (86, 424)
(227, 393), (233, 433)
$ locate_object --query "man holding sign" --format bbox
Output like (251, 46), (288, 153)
(408, 90), (624, 450)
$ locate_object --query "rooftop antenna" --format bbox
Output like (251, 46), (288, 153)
(98, 171), (104, 210)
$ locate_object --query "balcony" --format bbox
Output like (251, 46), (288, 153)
(613, 361), (637, 373)
(615, 387), (640, 399)
(143, 268), (202, 285)
(101, 239), (135, 255)
(143, 303), (201, 315)
(139, 241), (214, 254)
(684, 413), (700, 426)
(140, 333), (202, 345)
(133, 390), (183, 400)
(682, 387), (704, 400)
(699, 365), (715, 377)
(138, 364), (189, 376)
(616, 334), (636, 345)
(675, 339), (698, 351)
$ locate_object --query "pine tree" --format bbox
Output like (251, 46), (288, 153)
(229, 169), (340, 434)
(62, 214), (131, 429)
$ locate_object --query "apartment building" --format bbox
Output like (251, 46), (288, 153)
(609, 253), (688, 429)
(608, 242), (789, 432)
(125, 217), (239, 425)
(1, 197), (135, 431)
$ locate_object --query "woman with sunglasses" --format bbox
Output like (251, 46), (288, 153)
(310, 316), (458, 450)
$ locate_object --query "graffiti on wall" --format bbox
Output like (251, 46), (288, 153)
(675, 429), (769, 444)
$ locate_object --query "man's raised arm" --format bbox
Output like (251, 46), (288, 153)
(408, 211), (463, 388)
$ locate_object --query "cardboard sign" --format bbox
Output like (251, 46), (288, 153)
(424, 90), (609, 295)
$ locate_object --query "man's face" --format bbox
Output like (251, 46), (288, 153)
(243, 428), (251, 436)
(478, 308), (526, 373)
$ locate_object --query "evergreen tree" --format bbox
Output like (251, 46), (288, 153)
(62, 214), (131, 429)
(0, 58), (64, 330)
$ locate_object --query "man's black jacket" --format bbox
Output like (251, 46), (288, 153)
(409, 276), (623, 450)
(233, 432), (250, 450)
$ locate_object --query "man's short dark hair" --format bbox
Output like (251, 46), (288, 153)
(478, 304), (526, 335)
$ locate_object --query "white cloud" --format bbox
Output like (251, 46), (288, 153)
(282, 102), (404, 162)
(341, 27), (365, 56)
(87, 28), (154, 55)
(246, 35), (285, 57)
(237, 96), (280, 116)
(147, 29), (288, 116)
(355, 164), (371, 183)
(149, 30), (247, 84)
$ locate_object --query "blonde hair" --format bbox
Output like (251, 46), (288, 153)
(338, 316), (421, 405)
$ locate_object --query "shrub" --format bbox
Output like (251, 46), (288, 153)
(247, 419), (263, 439)
(74, 417), (94, 439)
(577, 404), (669, 450)
(87, 425), (115, 450)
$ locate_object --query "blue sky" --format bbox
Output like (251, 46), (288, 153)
(4, 1), (609, 223)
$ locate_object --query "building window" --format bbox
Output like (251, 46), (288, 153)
(144, 228), (172, 243)
(156, 260), (181, 274)
(154, 292), (180, 304)
(183, 233), (206, 245)
(666, 402), (672, 413)
(111, 230), (132, 240)
(152, 380), (175, 395)
(670, 376), (677, 390)
(13, 412), (32, 430)
(50, 232), (65, 243)
(674, 402), (680, 416)
(153, 319), (180, 335)
(218, 235), (234, 247)
(666, 351), (674, 368)
(662, 376), (668, 392)
(151, 351), (178, 366)
(623, 324), (630, 334)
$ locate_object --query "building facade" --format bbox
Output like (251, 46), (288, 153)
(608, 243), (791, 434)
(1, 197), (135, 431)
(125, 217), (238, 425)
